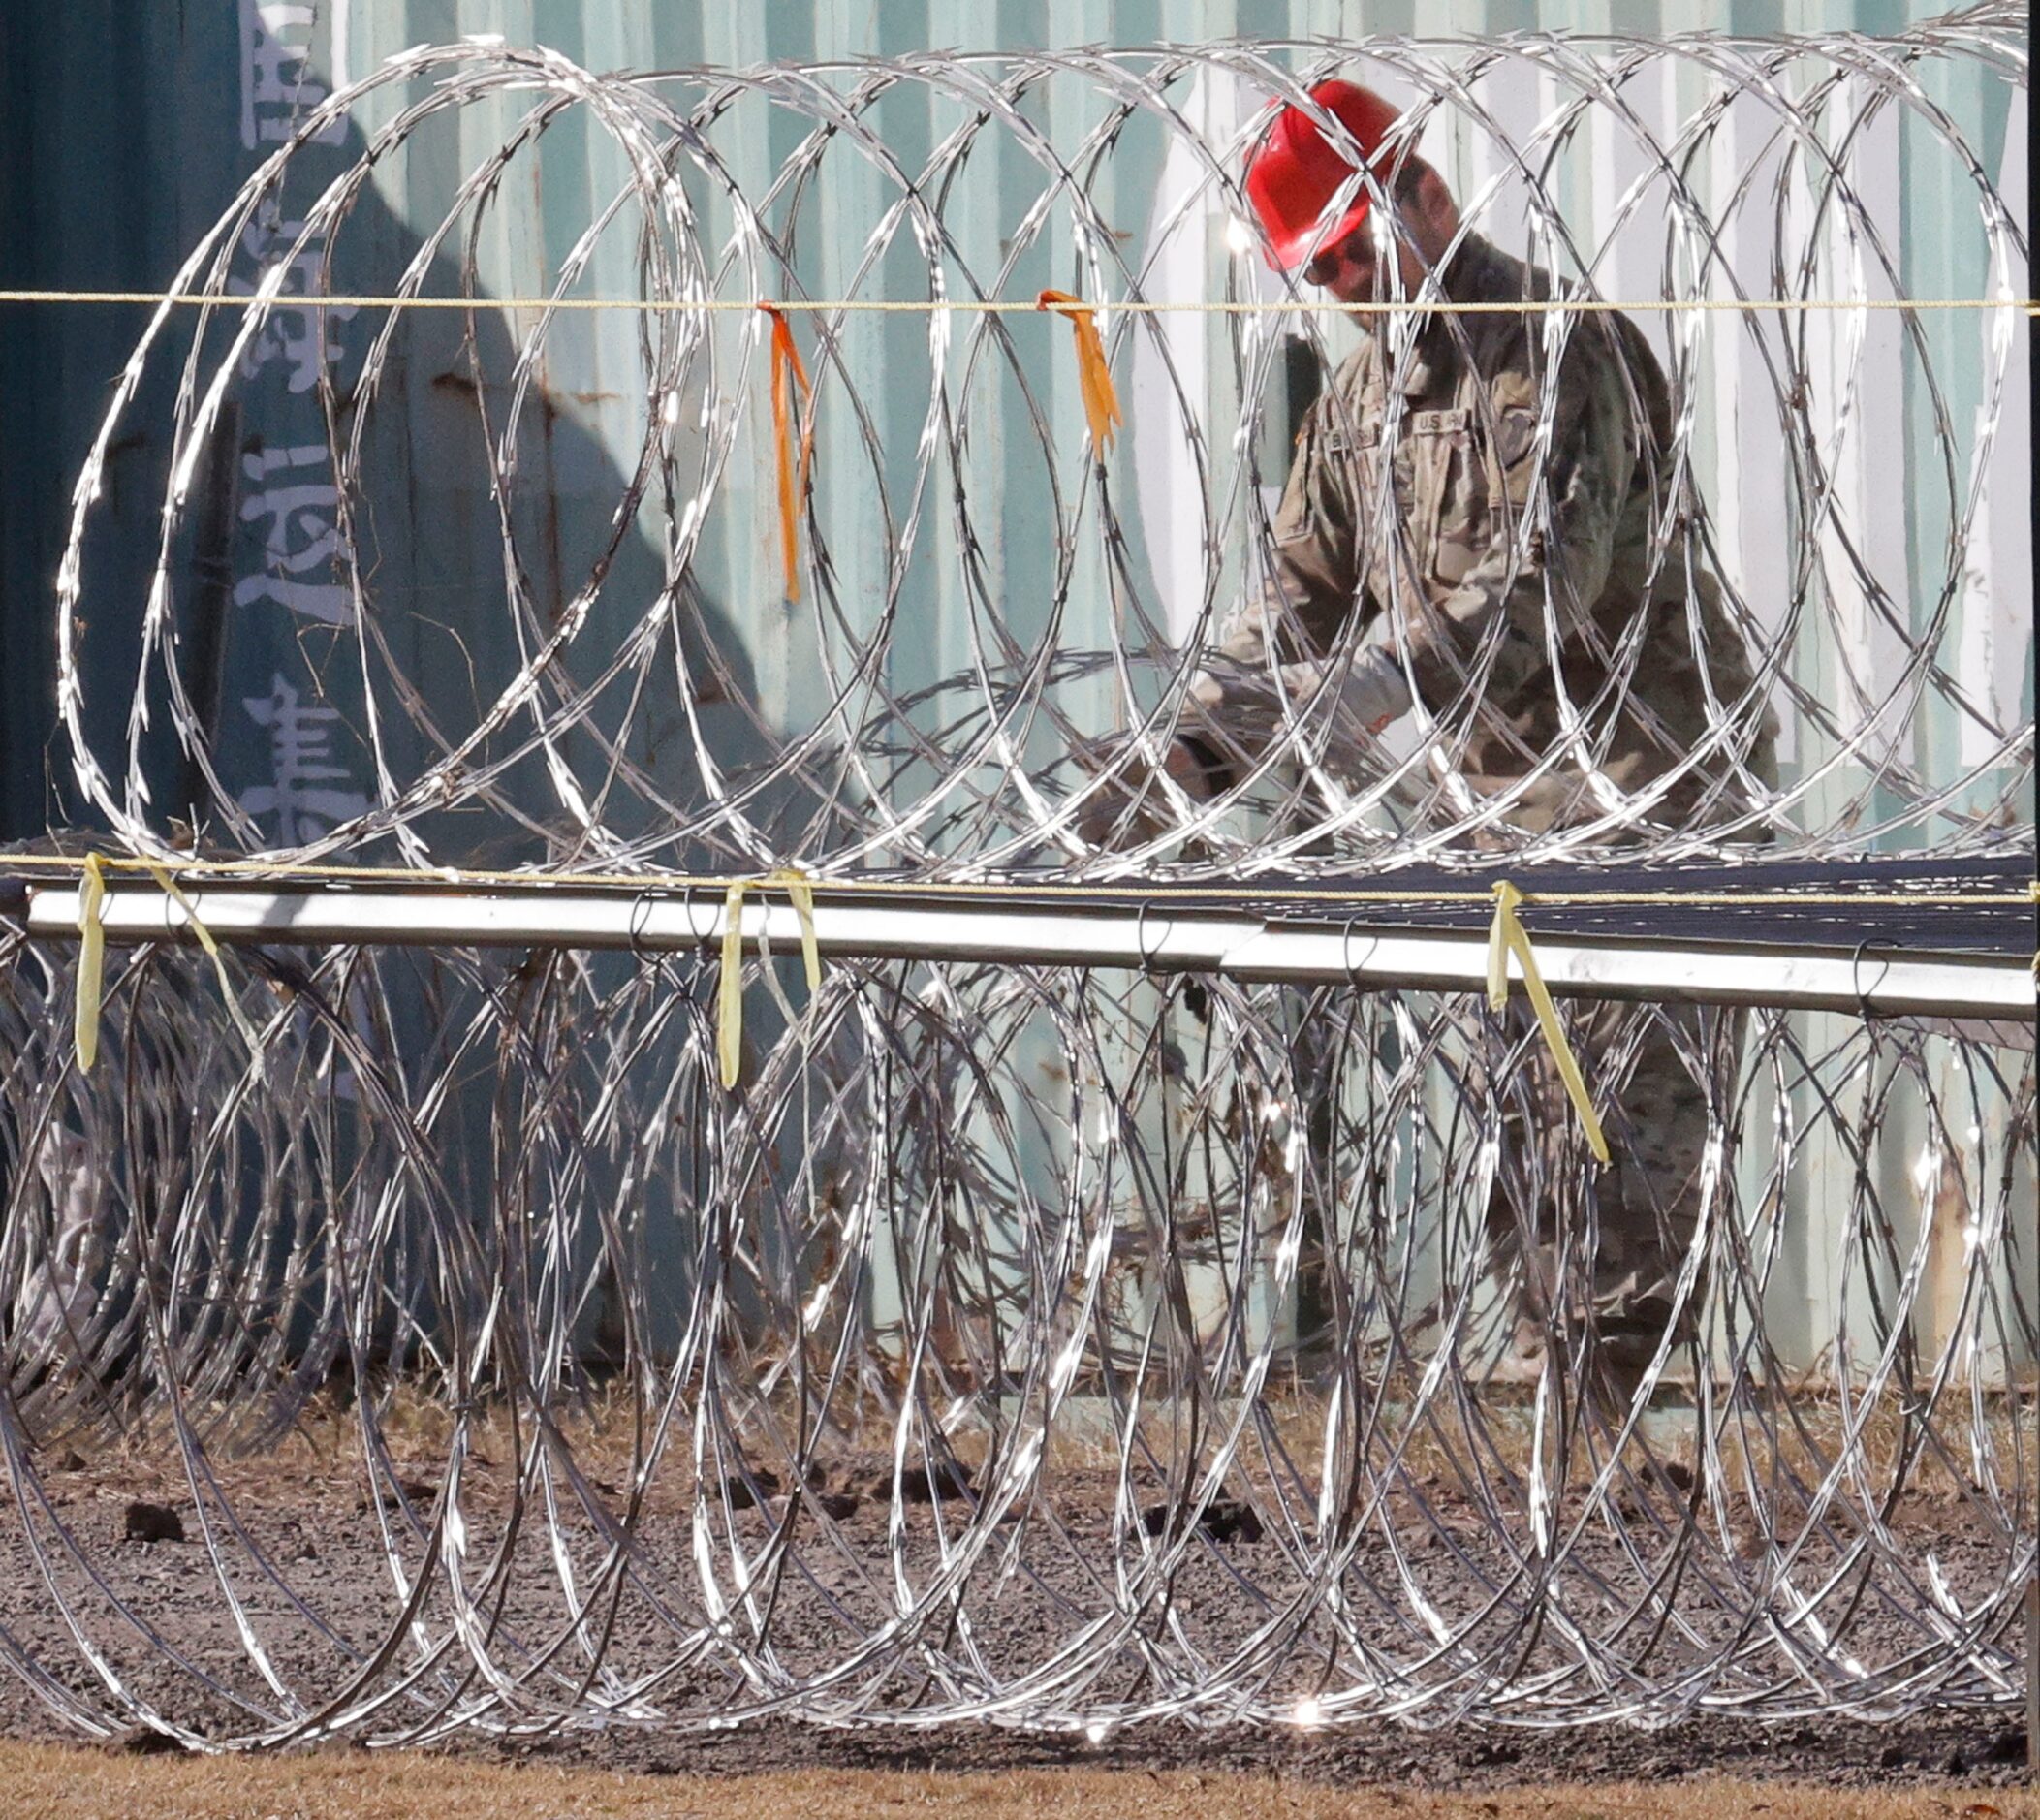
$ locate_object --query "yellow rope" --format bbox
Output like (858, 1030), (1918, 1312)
(0, 288), (2032, 318)
(719, 881), (747, 1090)
(769, 867), (824, 992)
(7, 848), (2028, 917)
(1487, 880), (1611, 1166)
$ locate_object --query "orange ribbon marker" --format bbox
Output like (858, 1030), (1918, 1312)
(1037, 290), (1122, 455)
(760, 303), (815, 602)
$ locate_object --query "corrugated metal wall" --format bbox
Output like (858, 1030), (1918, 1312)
(2, 3), (258, 837)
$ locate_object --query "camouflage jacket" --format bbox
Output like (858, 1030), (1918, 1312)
(1192, 235), (1776, 837)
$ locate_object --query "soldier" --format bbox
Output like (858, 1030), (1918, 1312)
(1102, 79), (1778, 1389)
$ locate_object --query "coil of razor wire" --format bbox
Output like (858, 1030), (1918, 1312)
(0, 926), (2031, 1742)
(50, 15), (2030, 877)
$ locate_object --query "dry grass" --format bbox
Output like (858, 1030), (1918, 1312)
(0, 1742), (2029, 1820)
(25, 1375), (2028, 1526)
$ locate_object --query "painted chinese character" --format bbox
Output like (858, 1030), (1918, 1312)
(237, 672), (370, 845)
(228, 197), (354, 393)
(239, 0), (344, 148)
(235, 443), (354, 624)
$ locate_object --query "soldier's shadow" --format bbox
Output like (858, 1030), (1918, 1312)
(197, 107), (778, 871)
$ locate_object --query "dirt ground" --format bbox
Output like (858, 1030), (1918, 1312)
(0, 1403), (2029, 1802)
(0, 1741), (2031, 1820)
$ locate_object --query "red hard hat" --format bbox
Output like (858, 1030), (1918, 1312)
(1244, 79), (1402, 271)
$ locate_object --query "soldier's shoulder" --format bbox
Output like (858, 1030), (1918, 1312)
(1546, 311), (1669, 431)
(1461, 237), (1552, 305)
(1461, 242), (1651, 372)
(1453, 241), (1551, 376)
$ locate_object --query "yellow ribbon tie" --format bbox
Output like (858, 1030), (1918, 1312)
(140, 862), (268, 1079)
(760, 303), (815, 603)
(720, 872), (827, 1090)
(769, 867), (823, 993)
(719, 882), (747, 1089)
(74, 854), (106, 1073)
(1037, 290), (1122, 455)
(1488, 880), (1611, 1166)
(722, 868), (832, 1085)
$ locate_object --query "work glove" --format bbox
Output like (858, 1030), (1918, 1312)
(1186, 645), (1413, 756)
(1069, 731), (1216, 850)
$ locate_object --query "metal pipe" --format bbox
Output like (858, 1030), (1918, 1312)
(20, 879), (2033, 1020)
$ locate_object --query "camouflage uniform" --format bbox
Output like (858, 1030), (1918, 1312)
(1185, 235), (1777, 1358)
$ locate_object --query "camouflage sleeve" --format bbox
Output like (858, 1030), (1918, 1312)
(1398, 339), (1635, 712)
(1183, 385), (1376, 776)
(1211, 392), (1365, 667)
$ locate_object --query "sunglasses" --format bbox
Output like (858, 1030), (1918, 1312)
(1303, 224), (1378, 286)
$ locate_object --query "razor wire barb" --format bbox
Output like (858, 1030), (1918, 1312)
(3, 14), (2034, 1748)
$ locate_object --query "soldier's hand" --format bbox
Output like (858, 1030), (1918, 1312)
(1334, 646), (1414, 737)
(1187, 646), (1412, 753)
(1071, 734), (1213, 849)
